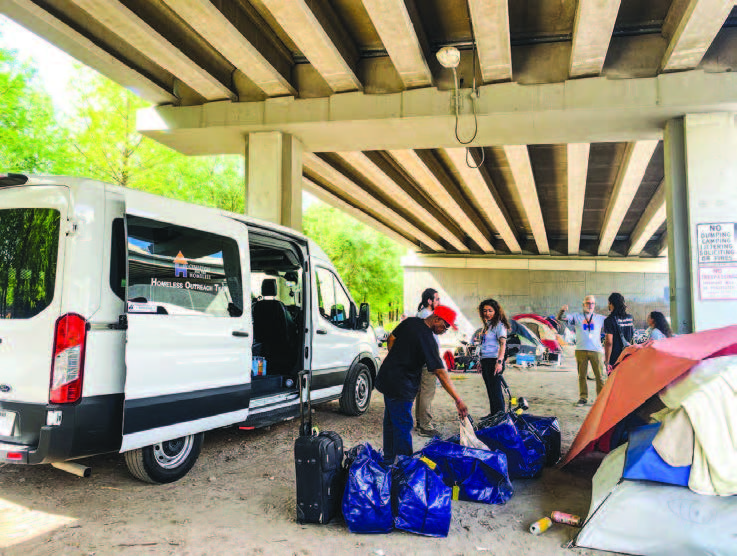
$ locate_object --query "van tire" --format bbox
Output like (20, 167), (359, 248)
(340, 363), (372, 416)
(124, 433), (204, 484)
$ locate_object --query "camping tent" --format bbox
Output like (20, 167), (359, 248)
(566, 328), (737, 555)
(512, 314), (562, 353)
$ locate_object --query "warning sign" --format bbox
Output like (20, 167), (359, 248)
(699, 266), (737, 300)
(697, 223), (737, 264)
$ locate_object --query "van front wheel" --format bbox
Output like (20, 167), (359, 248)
(124, 433), (204, 484)
(340, 363), (372, 416)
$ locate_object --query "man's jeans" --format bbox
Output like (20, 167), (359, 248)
(383, 397), (414, 464)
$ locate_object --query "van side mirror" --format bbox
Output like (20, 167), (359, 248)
(357, 303), (370, 330)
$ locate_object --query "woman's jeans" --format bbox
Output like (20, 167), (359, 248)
(481, 357), (506, 415)
(382, 396), (414, 464)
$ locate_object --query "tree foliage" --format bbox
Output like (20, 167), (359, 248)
(303, 201), (403, 323)
(0, 47), (74, 173)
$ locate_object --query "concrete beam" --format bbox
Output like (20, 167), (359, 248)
(598, 140), (660, 255)
(441, 148), (521, 253)
(503, 145), (549, 255)
(336, 151), (467, 252)
(303, 177), (416, 249)
(2, 0), (176, 104)
(467, 0), (512, 82)
(303, 153), (442, 251)
(661, 0), (734, 71)
(567, 143), (590, 255)
(402, 253), (669, 274)
(387, 150), (495, 252)
(361, 0), (432, 89)
(258, 0), (361, 93)
(160, 0), (295, 97)
(570, 0), (622, 78)
(628, 180), (667, 256)
(67, 0), (234, 101)
(137, 70), (737, 154)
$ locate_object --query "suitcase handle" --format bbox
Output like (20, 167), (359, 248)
(298, 370), (313, 436)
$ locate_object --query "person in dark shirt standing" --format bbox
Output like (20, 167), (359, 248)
(603, 292), (634, 373)
(376, 305), (469, 464)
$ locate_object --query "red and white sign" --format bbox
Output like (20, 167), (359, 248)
(699, 266), (737, 301)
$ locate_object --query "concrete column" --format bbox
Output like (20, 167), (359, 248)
(665, 114), (737, 332)
(663, 118), (693, 334)
(244, 131), (303, 231)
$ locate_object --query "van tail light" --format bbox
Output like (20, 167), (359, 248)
(50, 313), (87, 404)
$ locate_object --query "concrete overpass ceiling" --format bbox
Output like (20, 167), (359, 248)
(6, 1), (733, 260)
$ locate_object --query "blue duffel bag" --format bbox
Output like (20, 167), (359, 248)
(391, 455), (452, 537)
(419, 440), (513, 505)
(474, 414), (546, 479)
(342, 443), (393, 534)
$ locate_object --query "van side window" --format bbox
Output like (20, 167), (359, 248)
(315, 267), (352, 329)
(126, 216), (242, 318)
(110, 218), (126, 301)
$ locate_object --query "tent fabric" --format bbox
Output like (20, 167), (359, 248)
(576, 444), (737, 556)
(512, 315), (562, 353)
(622, 424), (691, 486)
(562, 325), (737, 466)
(681, 363), (737, 496)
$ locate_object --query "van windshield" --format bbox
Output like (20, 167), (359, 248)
(0, 208), (61, 319)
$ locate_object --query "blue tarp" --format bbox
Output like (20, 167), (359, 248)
(392, 456), (451, 537)
(623, 423), (691, 487)
(516, 414), (562, 466)
(342, 443), (394, 534)
(419, 440), (513, 505)
(475, 414), (546, 479)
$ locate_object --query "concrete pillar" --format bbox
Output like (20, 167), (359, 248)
(664, 113), (737, 332)
(245, 131), (303, 231)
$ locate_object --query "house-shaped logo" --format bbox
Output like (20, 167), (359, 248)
(174, 251), (188, 278)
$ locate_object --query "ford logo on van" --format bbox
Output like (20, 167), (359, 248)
(0, 384), (11, 393)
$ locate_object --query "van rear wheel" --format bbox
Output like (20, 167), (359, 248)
(340, 363), (372, 416)
(124, 433), (204, 484)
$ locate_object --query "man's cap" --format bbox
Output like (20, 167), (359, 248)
(433, 305), (458, 329)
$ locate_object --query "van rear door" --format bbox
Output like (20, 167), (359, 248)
(121, 212), (251, 452)
(0, 186), (68, 412)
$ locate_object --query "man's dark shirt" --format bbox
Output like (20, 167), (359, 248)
(375, 317), (444, 401)
(604, 313), (634, 365)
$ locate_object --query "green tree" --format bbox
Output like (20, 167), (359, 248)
(0, 47), (74, 173)
(68, 69), (245, 211)
(302, 201), (403, 324)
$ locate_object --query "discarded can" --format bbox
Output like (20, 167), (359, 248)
(551, 511), (582, 527)
(529, 517), (552, 535)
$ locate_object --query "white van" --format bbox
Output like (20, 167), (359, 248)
(0, 174), (379, 483)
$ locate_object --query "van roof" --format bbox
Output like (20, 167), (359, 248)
(1, 173), (327, 255)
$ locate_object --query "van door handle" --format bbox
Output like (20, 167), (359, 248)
(316, 329), (328, 335)
(232, 330), (250, 338)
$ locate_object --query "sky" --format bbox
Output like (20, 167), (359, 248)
(0, 14), (321, 208)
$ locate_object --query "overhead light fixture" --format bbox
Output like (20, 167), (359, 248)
(436, 46), (461, 69)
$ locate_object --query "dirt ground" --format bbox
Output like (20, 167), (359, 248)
(0, 347), (614, 556)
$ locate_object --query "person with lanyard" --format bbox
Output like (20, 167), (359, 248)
(477, 298), (510, 416)
(415, 288), (441, 437)
(558, 295), (607, 406)
(603, 292), (634, 373)
(376, 306), (469, 464)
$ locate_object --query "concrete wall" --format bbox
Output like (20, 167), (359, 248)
(404, 266), (669, 335)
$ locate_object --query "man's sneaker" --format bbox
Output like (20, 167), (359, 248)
(417, 427), (440, 437)
(576, 398), (588, 406)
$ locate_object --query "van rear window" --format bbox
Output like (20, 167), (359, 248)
(0, 208), (61, 319)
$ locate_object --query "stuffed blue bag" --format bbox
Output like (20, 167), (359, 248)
(391, 455), (451, 537)
(342, 443), (394, 534)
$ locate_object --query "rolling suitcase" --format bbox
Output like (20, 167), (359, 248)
(294, 371), (344, 524)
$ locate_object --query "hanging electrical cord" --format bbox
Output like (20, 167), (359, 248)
(461, 3), (484, 169)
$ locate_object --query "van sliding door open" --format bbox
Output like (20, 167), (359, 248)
(121, 214), (251, 452)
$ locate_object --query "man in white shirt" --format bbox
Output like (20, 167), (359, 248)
(558, 295), (606, 406)
(415, 288), (440, 436)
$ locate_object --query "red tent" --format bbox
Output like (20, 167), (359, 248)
(562, 325), (737, 466)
